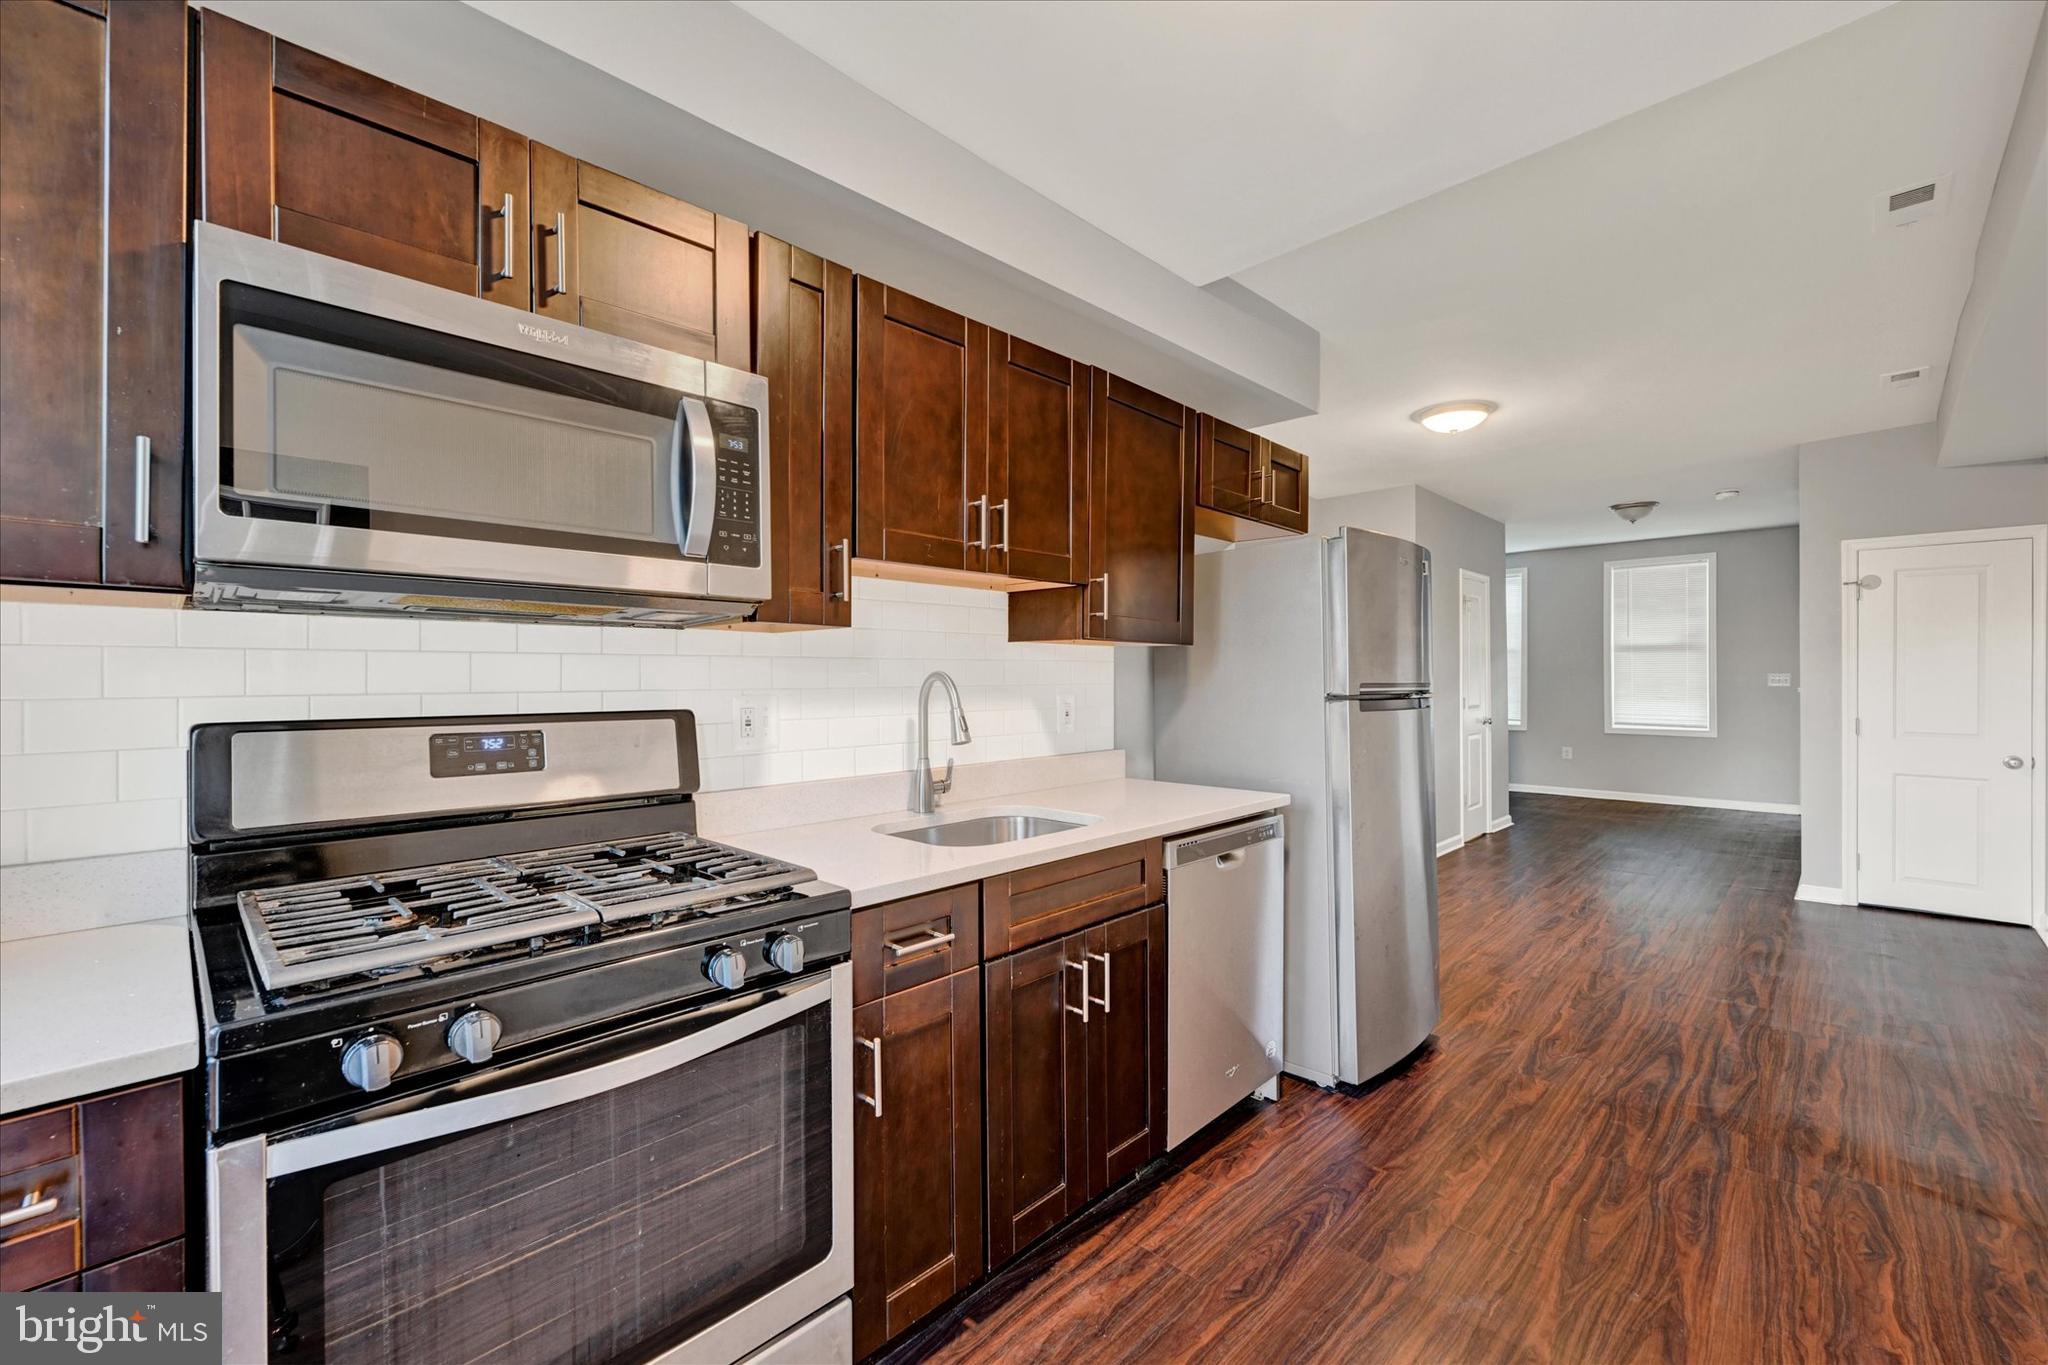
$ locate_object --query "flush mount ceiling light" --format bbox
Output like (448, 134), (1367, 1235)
(1411, 400), (1497, 435)
(1714, 489), (1741, 501)
(1610, 500), (1659, 525)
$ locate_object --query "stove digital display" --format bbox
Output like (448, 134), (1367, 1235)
(429, 729), (546, 778)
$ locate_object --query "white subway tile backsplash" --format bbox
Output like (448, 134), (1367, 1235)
(0, 579), (1114, 864)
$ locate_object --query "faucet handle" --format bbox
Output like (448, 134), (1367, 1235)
(932, 757), (954, 795)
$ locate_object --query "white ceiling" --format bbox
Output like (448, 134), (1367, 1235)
(734, 0), (1892, 286)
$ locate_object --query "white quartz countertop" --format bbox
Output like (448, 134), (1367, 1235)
(732, 777), (1290, 908)
(0, 918), (199, 1115)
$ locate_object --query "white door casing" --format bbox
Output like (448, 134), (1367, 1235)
(1846, 527), (2043, 925)
(1459, 570), (1492, 844)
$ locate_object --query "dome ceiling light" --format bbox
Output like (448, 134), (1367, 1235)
(1410, 400), (1497, 435)
(1610, 501), (1659, 525)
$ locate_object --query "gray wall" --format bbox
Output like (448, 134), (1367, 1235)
(1507, 526), (1800, 807)
(1797, 423), (2048, 890)
(1113, 647), (1155, 778)
(1312, 485), (1509, 843)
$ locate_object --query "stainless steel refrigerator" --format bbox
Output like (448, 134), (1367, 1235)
(1153, 527), (1440, 1087)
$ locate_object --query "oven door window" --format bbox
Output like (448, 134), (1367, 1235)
(219, 282), (709, 561)
(265, 1002), (832, 1365)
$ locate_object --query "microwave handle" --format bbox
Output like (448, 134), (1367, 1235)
(674, 396), (718, 559)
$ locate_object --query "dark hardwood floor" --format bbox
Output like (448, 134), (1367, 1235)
(918, 794), (2048, 1364)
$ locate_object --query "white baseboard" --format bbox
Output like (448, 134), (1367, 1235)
(1487, 814), (1513, 833)
(1508, 783), (1800, 816)
(1794, 883), (1847, 905)
(1436, 834), (1465, 857)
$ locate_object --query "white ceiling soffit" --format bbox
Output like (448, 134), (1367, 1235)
(1938, 5), (2048, 467)
(735, 0), (1894, 286)
(1234, 0), (2043, 553)
(452, 0), (1318, 422)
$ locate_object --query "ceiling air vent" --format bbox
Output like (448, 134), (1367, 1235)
(1878, 175), (1949, 227)
(1882, 366), (1930, 391)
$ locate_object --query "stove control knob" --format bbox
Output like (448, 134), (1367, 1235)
(766, 933), (806, 975)
(704, 946), (747, 992)
(447, 1009), (503, 1065)
(340, 1033), (403, 1093)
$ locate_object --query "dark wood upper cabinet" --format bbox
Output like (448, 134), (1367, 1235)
(529, 147), (749, 367)
(1010, 370), (1196, 645)
(1193, 415), (1311, 539)
(0, 0), (186, 590)
(985, 335), (1089, 585)
(1086, 905), (1167, 1192)
(746, 234), (854, 629)
(985, 935), (1091, 1267)
(855, 280), (989, 574)
(851, 969), (984, 1361)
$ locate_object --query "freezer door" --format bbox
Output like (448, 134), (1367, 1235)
(1326, 695), (1440, 1084)
(1324, 527), (1431, 696)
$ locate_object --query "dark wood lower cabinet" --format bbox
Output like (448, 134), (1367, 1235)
(983, 936), (1090, 1267)
(1087, 906), (1167, 1192)
(853, 969), (984, 1361)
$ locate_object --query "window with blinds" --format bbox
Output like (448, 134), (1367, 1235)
(1505, 567), (1527, 729)
(1605, 553), (1716, 736)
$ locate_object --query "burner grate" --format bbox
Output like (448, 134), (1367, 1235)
(237, 832), (814, 990)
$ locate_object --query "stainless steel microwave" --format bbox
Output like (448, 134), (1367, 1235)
(190, 222), (770, 627)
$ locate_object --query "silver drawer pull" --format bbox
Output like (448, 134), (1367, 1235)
(855, 1036), (882, 1116)
(1090, 573), (1110, 620)
(884, 927), (956, 958)
(0, 1192), (59, 1228)
(1063, 958), (1090, 1021)
(1085, 949), (1111, 1013)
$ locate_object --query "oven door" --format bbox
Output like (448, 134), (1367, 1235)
(191, 223), (769, 605)
(208, 966), (850, 1365)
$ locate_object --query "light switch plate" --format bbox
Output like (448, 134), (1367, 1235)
(732, 694), (768, 752)
(1561, 746), (1573, 760)
(1767, 673), (1792, 687)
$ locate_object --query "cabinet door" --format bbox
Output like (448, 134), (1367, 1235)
(1257, 439), (1310, 533)
(200, 15), (490, 296)
(0, 0), (185, 590)
(530, 148), (750, 367)
(852, 970), (984, 1360)
(750, 234), (854, 629)
(1196, 415), (1261, 518)
(985, 935), (1089, 1267)
(986, 334), (1088, 585)
(1090, 372), (1197, 644)
(855, 280), (989, 573)
(1086, 906), (1167, 1193)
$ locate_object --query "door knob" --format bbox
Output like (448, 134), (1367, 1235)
(2003, 756), (2026, 770)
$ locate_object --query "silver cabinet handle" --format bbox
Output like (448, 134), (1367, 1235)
(1248, 466), (1266, 503)
(855, 1036), (882, 1116)
(131, 434), (151, 543)
(540, 211), (568, 298)
(830, 538), (851, 601)
(1085, 950), (1110, 1013)
(991, 499), (1009, 553)
(1090, 573), (1110, 620)
(484, 192), (515, 283)
(884, 927), (956, 958)
(0, 1192), (58, 1228)
(1063, 958), (1090, 1021)
(967, 495), (988, 550)
(2004, 756), (2026, 770)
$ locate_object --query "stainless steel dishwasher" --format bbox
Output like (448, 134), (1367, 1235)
(1166, 812), (1285, 1148)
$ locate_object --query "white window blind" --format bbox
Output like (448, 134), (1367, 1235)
(1605, 553), (1715, 736)
(1505, 568), (1527, 729)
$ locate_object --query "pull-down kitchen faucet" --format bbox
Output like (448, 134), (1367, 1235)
(910, 670), (972, 814)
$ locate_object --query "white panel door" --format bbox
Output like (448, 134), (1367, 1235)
(1855, 536), (2036, 922)
(1459, 572), (1492, 843)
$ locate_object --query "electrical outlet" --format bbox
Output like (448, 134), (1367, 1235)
(1767, 673), (1792, 688)
(1561, 746), (1573, 760)
(1056, 693), (1076, 734)
(732, 695), (768, 753)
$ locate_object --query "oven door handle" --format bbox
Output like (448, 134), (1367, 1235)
(675, 395), (718, 560)
(265, 970), (839, 1178)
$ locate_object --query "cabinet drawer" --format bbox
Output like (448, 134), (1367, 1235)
(83, 1238), (186, 1292)
(0, 1105), (76, 1176)
(851, 884), (980, 1004)
(1, 1218), (80, 1292)
(0, 1157), (81, 1246)
(982, 839), (1164, 957)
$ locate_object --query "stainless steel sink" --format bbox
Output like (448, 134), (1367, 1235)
(875, 807), (1099, 847)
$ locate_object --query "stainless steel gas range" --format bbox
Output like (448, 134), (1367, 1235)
(188, 711), (852, 1365)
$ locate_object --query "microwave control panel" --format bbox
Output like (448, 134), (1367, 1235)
(705, 401), (762, 568)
